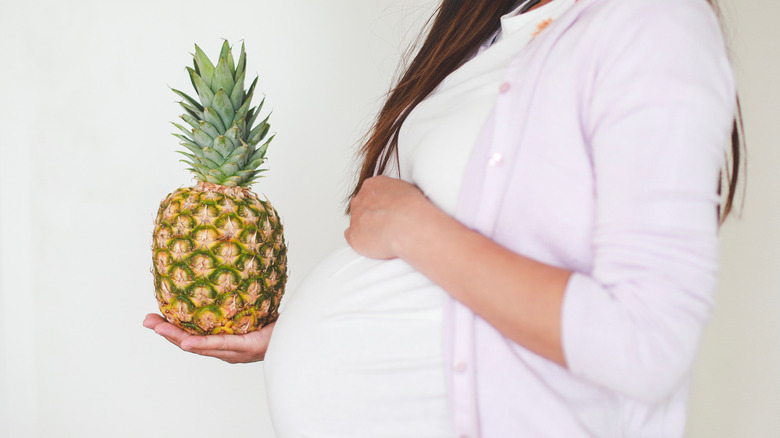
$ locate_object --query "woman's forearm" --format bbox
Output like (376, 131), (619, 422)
(393, 199), (571, 367)
(346, 175), (570, 366)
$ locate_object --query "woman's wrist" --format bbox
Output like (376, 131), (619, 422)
(391, 196), (469, 265)
(391, 194), (445, 260)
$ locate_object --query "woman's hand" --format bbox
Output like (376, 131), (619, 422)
(143, 313), (274, 364)
(345, 175), (436, 259)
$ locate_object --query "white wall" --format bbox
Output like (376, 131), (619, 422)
(0, 1), (433, 437)
(686, 0), (780, 436)
(0, 0), (776, 437)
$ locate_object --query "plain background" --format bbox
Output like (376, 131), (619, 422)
(0, 0), (776, 437)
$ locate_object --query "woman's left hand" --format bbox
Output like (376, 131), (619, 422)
(345, 175), (433, 259)
(143, 313), (274, 363)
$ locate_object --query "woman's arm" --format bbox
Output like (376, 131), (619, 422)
(345, 175), (571, 366)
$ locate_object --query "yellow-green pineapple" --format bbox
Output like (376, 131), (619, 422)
(152, 41), (286, 335)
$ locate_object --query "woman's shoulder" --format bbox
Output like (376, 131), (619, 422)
(580, 0), (723, 31)
(567, 0), (728, 60)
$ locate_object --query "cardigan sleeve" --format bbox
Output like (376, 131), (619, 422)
(560, 0), (736, 404)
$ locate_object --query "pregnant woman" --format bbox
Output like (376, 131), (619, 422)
(145, 0), (743, 436)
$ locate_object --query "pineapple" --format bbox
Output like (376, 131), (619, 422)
(152, 41), (287, 335)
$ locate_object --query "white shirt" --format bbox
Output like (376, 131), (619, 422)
(397, 0), (577, 215)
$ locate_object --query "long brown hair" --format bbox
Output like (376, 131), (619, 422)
(350, 0), (744, 222)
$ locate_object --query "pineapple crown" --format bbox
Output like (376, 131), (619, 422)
(171, 40), (272, 187)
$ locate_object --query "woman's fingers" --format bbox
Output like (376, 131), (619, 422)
(182, 329), (271, 362)
(144, 313), (274, 363)
(180, 334), (231, 352)
(145, 314), (190, 344)
(178, 337), (247, 364)
(142, 313), (166, 330)
(144, 313), (190, 347)
(181, 349), (246, 364)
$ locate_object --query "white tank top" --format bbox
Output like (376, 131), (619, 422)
(264, 2), (576, 436)
(395, 0), (577, 215)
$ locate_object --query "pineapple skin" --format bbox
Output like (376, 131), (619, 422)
(152, 181), (287, 335)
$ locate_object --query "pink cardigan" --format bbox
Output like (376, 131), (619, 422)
(446, 0), (736, 436)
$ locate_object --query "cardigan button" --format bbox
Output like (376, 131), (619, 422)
(499, 82), (511, 94)
(453, 359), (468, 373)
(488, 152), (503, 167)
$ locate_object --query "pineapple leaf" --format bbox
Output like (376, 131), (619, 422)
(234, 85), (257, 127)
(181, 113), (200, 131)
(180, 142), (203, 156)
(208, 167), (227, 180)
(192, 128), (214, 149)
(246, 146), (266, 166)
(204, 174), (222, 184)
(244, 169), (269, 184)
(219, 160), (240, 177)
(214, 55), (235, 97)
(171, 88), (204, 112)
(197, 158), (222, 172)
(228, 146), (251, 168)
(193, 44), (216, 87)
(248, 117), (271, 145)
(173, 135), (201, 154)
(234, 108), (250, 133)
(227, 143), (250, 160)
(231, 115), (247, 138)
(230, 69), (246, 110)
(212, 89), (235, 130)
(172, 123), (195, 140)
(176, 150), (198, 161)
(257, 137), (271, 157)
(198, 120), (220, 139)
(247, 153), (267, 170)
(226, 51), (236, 77)
(187, 67), (214, 108)
(218, 40), (232, 71)
(178, 101), (203, 120)
(236, 169), (254, 179)
(212, 135), (233, 159)
(247, 134), (274, 168)
(225, 125), (243, 148)
(244, 76), (257, 102)
(191, 162), (212, 175)
(202, 107), (226, 132)
(235, 42), (247, 81)
(246, 98), (265, 130)
(244, 108), (255, 130)
(200, 148), (223, 167)
(246, 158), (267, 171)
(224, 176), (243, 186)
(172, 132), (194, 145)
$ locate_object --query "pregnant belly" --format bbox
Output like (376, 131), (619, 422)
(264, 245), (453, 437)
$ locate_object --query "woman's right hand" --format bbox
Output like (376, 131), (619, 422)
(143, 313), (275, 364)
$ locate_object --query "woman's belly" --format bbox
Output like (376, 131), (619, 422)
(264, 244), (453, 437)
